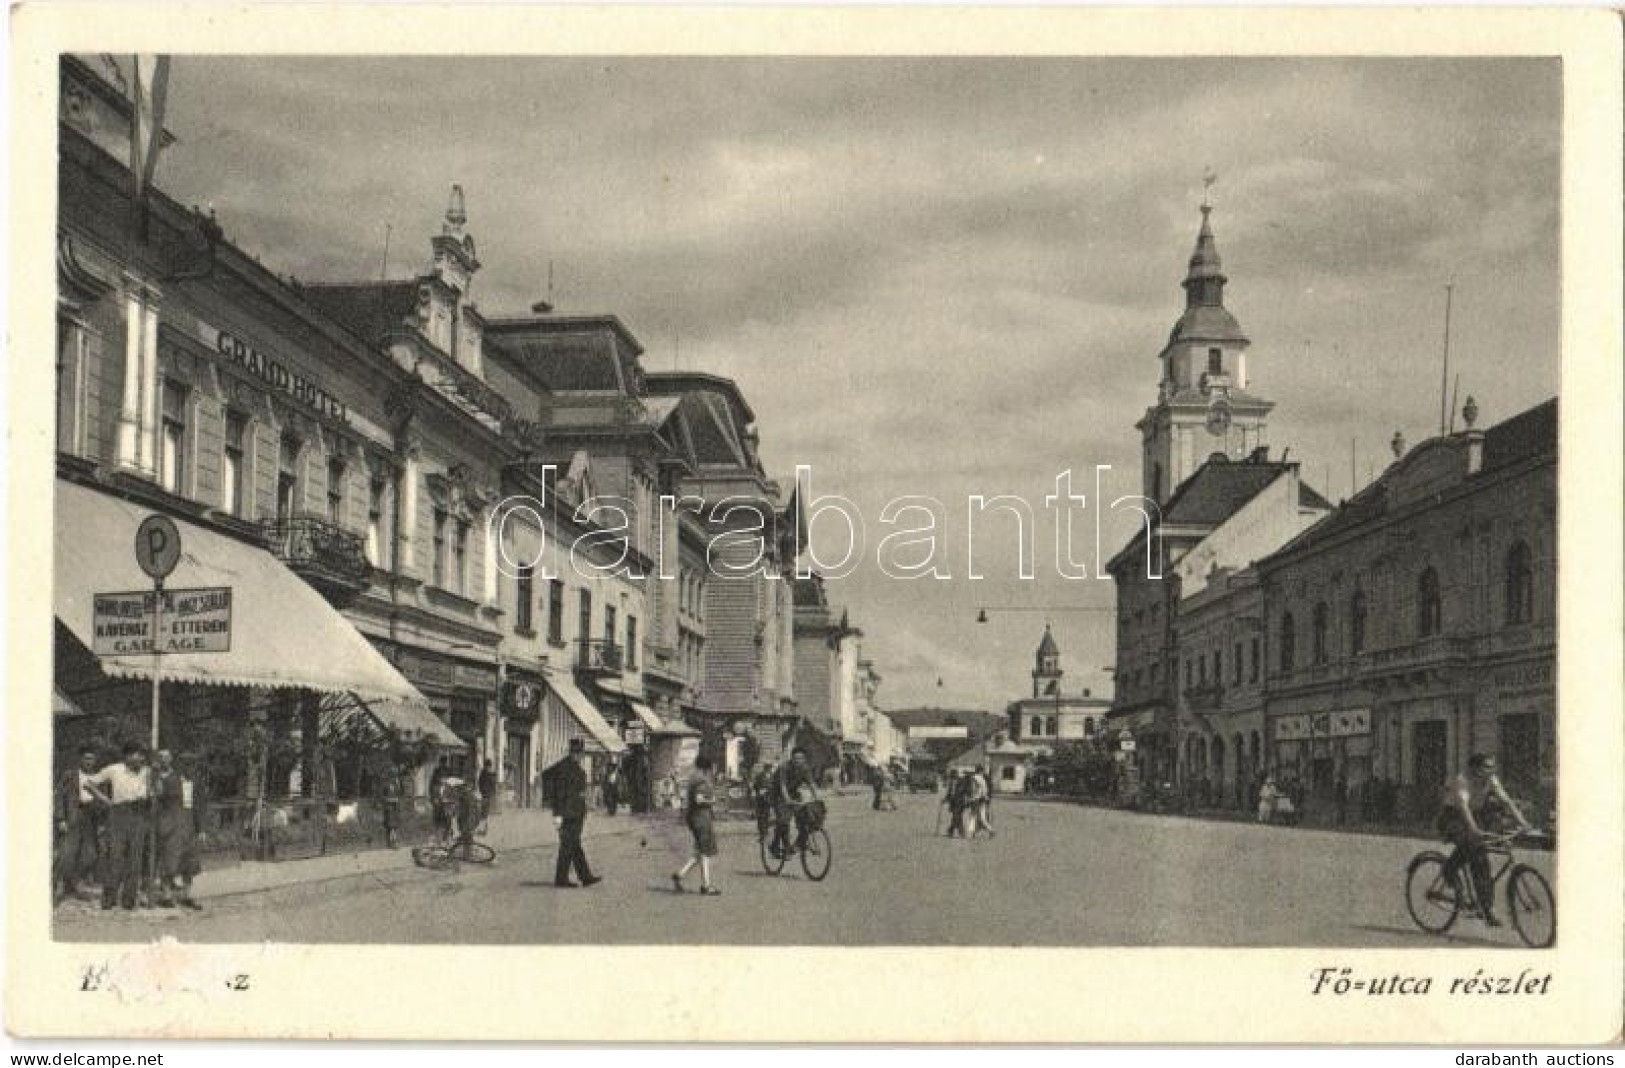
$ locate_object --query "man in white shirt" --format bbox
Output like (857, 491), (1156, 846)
(88, 742), (152, 910)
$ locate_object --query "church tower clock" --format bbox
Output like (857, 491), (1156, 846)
(1137, 197), (1275, 505)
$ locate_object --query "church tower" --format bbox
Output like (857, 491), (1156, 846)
(1137, 200), (1275, 505)
(1032, 624), (1063, 699)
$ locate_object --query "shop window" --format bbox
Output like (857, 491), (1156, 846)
(159, 380), (189, 494)
(432, 509), (448, 588)
(1350, 590), (1367, 654)
(515, 565), (534, 634)
(1417, 568), (1442, 638)
(223, 411), (248, 518)
(1312, 601), (1329, 663)
(326, 458), (347, 526)
(1279, 612), (1296, 673)
(548, 579), (565, 644)
(1504, 541), (1533, 625)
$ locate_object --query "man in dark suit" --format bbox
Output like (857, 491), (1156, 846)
(54, 746), (108, 903)
(551, 738), (601, 888)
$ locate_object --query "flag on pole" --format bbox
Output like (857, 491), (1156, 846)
(129, 54), (171, 239)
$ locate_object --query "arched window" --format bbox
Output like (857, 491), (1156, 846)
(1279, 612), (1296, 673)
(1505, 541), (1533, 625)
(1312, 602), (1329, 663)
(1350, 590), (1367, 655)
(1417, 567), (1442, 637)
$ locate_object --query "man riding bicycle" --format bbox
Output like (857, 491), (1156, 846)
(1437, 753), (1532, 928)
(769, 748), (819, 859)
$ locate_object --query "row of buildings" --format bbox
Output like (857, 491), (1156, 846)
(51, 57), (897, 856)
(1105, 201), (1558, 825)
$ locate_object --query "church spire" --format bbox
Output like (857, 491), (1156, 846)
(1183, 203), (1228, 309)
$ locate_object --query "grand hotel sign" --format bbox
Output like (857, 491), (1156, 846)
(195, 320), (351, 425)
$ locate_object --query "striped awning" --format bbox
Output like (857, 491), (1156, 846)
(54, 480), (422, 703)
(318, 692), (465, 749)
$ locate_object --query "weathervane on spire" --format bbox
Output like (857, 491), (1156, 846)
(1201, 166), (1217, 212)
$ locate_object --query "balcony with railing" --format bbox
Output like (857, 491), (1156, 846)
(262, 514), (372, 607)
(575, 639), (624, 677)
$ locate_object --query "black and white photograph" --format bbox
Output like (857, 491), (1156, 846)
(9, 4), (1623, 1046)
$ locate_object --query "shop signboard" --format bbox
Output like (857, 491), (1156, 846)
(625, 724), (648, 746)
(92, 587), (233, 655)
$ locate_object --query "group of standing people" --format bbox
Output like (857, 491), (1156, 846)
(941, 766), (995, 839)
(54, 742), (203, 911)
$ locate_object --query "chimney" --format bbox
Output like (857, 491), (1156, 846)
(1249, 445), (1269, 463)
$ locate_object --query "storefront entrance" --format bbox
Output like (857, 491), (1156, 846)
(1412, 720), (1448, 818)
(1498, 713), (1540, 801)
(505, 730), (531, 807)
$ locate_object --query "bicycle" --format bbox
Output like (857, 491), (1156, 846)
(412, 831), (496, 872)
(759, 799), (832, 882)
(1404, 830), (1554, 948)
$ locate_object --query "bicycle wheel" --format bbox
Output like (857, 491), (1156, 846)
(461, 841), (496, 865)
(1506, 865), (1555, 948)
(760, 833), (786, 876)
(413, 845), (458, 872)
(1404, 851), (1460, 935)
(799, 828), (832, 882)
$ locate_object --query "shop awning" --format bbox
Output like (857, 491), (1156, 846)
(54, 480), (421, 703)
(652, 714), (699, 737)
(546, 674), (627, 754)
(627, 701), (664, 733)
(318, 692), (465, 749)
(53, 685), (89, 717)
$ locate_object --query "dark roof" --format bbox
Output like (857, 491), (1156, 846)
(1298, 481), (1332, 511)
(1263, 397), (1557, 563)
(1035, 626), (1059, 657)
(1162, 458), (1296, 526)
(1168, 303), (1247, 345)
(302, 282), (420, 342)
(1482, 398), (1558, 472)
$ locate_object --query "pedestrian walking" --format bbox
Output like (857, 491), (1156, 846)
(551, 738), (601, 889)
(89, 742), (152, 911)
(54, 745), (108, 904)
(381, 765), (403, 849)
(944, 769), (967, 837)
(429, 763), (451, 842)
(672, 755), (721, 895)
(152, 750), (204, 909)
(478, 759), (498, 825)
(1257, 775), (1279, 823)
(603, 759), (621, 816)
(976, 765), (995, 837)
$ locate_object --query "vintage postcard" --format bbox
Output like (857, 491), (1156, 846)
(7, 2), (1623, 1044)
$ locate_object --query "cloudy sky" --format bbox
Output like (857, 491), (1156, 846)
(153, 56), (1560, 713)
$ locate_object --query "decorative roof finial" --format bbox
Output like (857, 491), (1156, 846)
(1391, 430), (1407, 459)
(1201, 165), (1217, 213)
(1462, 395), (1479, 429)
(444, 183), (467, 235)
